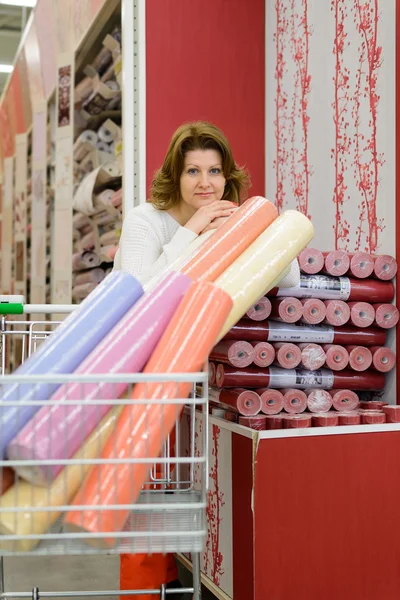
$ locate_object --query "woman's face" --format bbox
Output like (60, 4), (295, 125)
(179, 149), (226, 210)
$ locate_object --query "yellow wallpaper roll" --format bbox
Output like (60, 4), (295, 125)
(0, 406), (122, 552)
(215, 210), (314, 341)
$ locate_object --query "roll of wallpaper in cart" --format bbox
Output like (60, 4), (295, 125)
(180, 196), (278, 282)
(210, 340), (255, 368)
(359, 401), (387, 412)
(348, 302), (375, 328)
(298, 248), (324, 274)
(373, 303), (399, 329)
(301, 298), (326, 325)
(346, 345), (373, 372)
(383, 405), (400, 423)
(224, 320), (387, 346)
(347, 252), (374, 278)
(209, 387), (262, 416)
(63, 281), (232, 546)
(323, 345), (349, 370)
(8, 271), (191, 486)
(373, 255), (397, 280)
(245, 296), (272, 321)
(0, 272), (143, 458)
(0, 407), (121, 552)
(370, 346), (396, 373)
(265, 414), (284, 429)
(215, 210), (314, 341)
(323, 250), (350, 276)
(257, 388), (284, 415)
(72, 250), (102, 270)
(273, 342), (302, 369)
(0, 468), (14, 495)
(215, 364), (385, 390)
(298, 343), (326, 371)
(323, 300), (350, 326)
(281, 388), (307, 414)
(269, 274), (394, 303)
(330, 390), (360, 412)
(306, 389), (333, 413)
(270, 297), (303, 323)
(360, 411), (386, 425)
(250, 341), (275, 367)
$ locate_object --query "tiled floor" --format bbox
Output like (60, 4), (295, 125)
(2, 555), (217, 600)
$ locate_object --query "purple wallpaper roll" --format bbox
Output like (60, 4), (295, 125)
(0, 272), (143, 458)
(7, 270), (192, 485)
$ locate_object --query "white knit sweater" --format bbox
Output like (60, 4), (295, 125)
(114, 203), (300, 287)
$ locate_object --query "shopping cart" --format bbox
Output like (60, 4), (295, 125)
(0, 304), (208, 599)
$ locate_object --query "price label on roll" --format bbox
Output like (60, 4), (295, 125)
(268, 320), (335, 343)
(269, 367), (335, 389)
(277, 274), (351, 300)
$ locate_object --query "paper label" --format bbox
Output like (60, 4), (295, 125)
(268, 320), (334, 343)
(269, 367), (335, 389)
(277, 274), (351, 300)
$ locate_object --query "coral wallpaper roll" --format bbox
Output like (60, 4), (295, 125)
(8, 271), (192, 486)
(181, 196), (278, 281)
(63, 281), (232, 547)
(0, 407), (121, 552)
(0, 272), (143, 458)
(215, 210), (314, 341)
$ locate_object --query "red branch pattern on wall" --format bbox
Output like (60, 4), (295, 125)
(274, 0), (289, 213)
(204, 424), (225, 586)
(289, 0), (312, 218)
(331, 0), (352, 249)
(353, 0), (385, 252)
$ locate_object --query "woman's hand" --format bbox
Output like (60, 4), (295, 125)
(184, 200), (237, 235)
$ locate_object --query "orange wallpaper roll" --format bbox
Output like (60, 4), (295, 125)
(181, 196), (278, 281)
(63, 281), (232, 547)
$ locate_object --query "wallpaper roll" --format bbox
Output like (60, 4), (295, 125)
(0, 408), (121, 552)
(181, 196), (278, 282)
(373, 255), (397, 280)
(346, 345), (373, 372)
(250, 341), (275, 367)
(373, 303), (399, 329)
(338, 411), (361, 425)
(74, 268), (105, 286)
(306, 389), (333, 413)
(210, 340), (255, 368)
(257, 388), (284, 415)
(72, 250), (102, 271)
(0, 272), (143, 458)
(284, 415), (312, 429)
(245, 296), (272, 321)
(298, 343), (326, 371)
(238, 415), (267, 430)
(282, 389), (307, 414)
(348, 252), (374, 278)
(300, 298), (326, 325)
(210, 387), (262, 416)
(323, 250), (350, 276)
(8, 271), (191, 486)
(312, 413), (338, 427)
(348, 302), (375, 328)
(323, 345), (349, 371)
(215, 210), (314, 341)
(63, 281), (233, 546)
(273, 342), (302, 369)
(270, 297), (303, 323)
(330, 389), (359, 411)
(324, 300), (350, 326)
(298, 248), (324, 274)
(370, 346), (396, 373)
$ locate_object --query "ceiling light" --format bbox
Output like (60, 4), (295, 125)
(0, 1), (36, 7)
(0, 64), (13, 74)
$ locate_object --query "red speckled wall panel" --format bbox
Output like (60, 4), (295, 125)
(146, 0), (265, 200)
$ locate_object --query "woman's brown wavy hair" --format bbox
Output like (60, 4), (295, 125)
(150, 121), (250, 210)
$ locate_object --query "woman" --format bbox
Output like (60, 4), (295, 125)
(116, 121), (299, 598)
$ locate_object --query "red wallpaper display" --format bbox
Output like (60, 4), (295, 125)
(146, 0), (265, 200)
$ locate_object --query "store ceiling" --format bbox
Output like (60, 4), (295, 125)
(0, 4), (32, 96)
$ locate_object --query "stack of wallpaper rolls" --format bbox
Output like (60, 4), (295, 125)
(72, 186), (122, 301)
(208, 247), (398, 430)
(0, 196), (315, 551)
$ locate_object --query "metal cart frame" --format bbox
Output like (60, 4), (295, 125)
(0, 305), (208, 599)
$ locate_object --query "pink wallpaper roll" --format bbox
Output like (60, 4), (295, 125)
(8, 271), (192, 486)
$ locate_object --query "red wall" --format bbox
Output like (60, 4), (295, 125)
(146, 0), (265, 198)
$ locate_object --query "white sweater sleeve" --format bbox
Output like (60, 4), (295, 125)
(118, 210), (197, 284)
